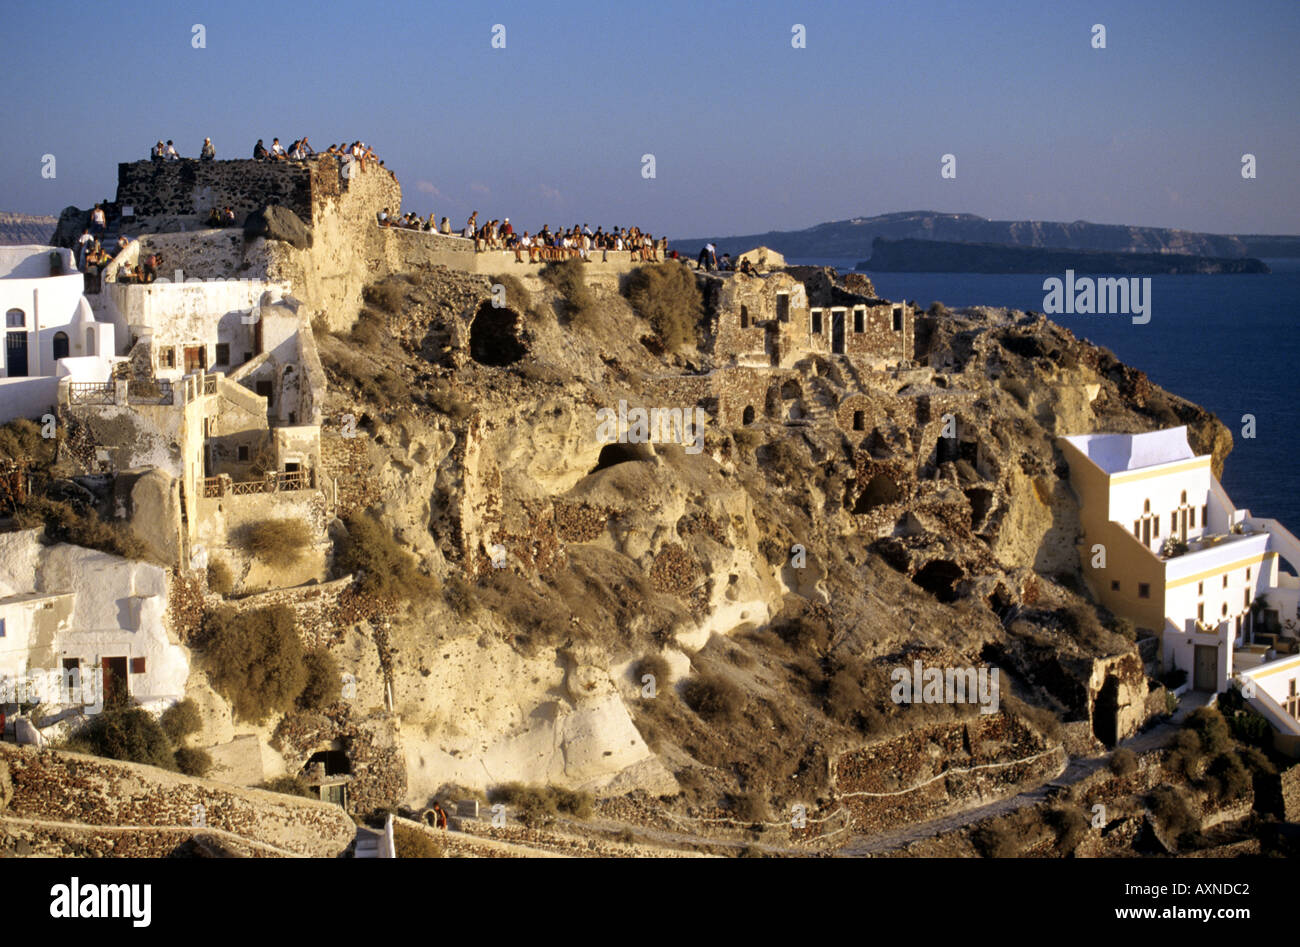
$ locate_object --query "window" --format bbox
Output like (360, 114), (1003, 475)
(1223, 575), (1229, 588)
(215, 343), (230, 365)
(1181, 490), (1187, 504)
(1202, 504), (1208, 525)
(811, 309), (822, 334)
(852, 410), (865, 431)
(1247, 567), (1251, 581)
(130, 657), (146, 674)
(160, 347), (175, 369)
(52, 331), (69, 360)
(237, 445), (249, 462)
(1138, 583), (1150, 599)
(1111, 580), (1120, 591)
(740, 305), (749, 329)
(892, 307), (903, 331)
(1190, 508), (1196, 528)
(1197, 603), (1205, 621)
(1222, 603), (1229, 617)
(243, 351), (253, 364)
(1133, 521), (1140, 537)
(776, 294), (789, 323)
(5, 309), (24, 328)
(255, 380), (273, 406)
(1198, 581), (1203, 595)
(1170, 513), (1176, 532)
(1154, 518), (1159, 537)
(1244, 590), (1250, 609)
(1144, 499), (1150, 512)
(0, 617), (5, 637)
(853, 309), (864, 333)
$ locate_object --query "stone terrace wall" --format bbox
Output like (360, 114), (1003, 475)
(117, 159), (313, 222)
(0, 743), (355, 857)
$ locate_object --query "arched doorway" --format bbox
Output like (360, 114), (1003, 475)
(53, 331), (69, 361)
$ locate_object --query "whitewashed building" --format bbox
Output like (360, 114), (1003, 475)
(0, 246), (117, 423)
(0, 529), (189, 736)
(1060, 427), (1300, 744)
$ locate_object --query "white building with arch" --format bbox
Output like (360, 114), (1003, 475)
(0, 246), (117, 424)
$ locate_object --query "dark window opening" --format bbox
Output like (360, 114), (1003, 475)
(52, 331), (69, 361)
(255, 380), (274, 406)
(1138, 583), (1151, 599)
(237, 445), (249, 462)
(892, 307), (903, 331)
(742, 405), (755, 426)
(775, 294), (789, 323)
(130, 657), (146, 674)
(811, 310), (822, 334)
(740, 305), (749, 329)
(852, 410), (865, 431)
(215, 343), (230, 365)
(853, 309), (864, 333)
(305, 749), (351, 777)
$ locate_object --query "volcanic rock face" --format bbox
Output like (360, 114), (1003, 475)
(310, 262), (1226, 811)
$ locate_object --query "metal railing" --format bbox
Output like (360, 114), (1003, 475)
(67, 382), (115, 405)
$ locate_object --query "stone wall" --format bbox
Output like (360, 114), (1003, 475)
(117, 159), (313, 223)
(0, 743), (354, 857)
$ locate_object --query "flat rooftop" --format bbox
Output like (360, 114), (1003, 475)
(1061, 426), (1197, 474)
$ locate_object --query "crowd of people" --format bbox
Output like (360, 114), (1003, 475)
(376, 208), (671, 264)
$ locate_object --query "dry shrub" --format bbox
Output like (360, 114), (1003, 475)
(205, 605), (307, 723)
(490, 273), (532, 315)
(160, 699), (202, 743)
(362, 280), (406, 315)
(174, 746), (213, 778)
(0, 418), (56, 466)
(17, 496), (151, 561)
(242, 518), (313, 568)
(728, 788), (769, 824)
(623, 262), (702, 351)
(488, 782), (593, 825)
(1109, 747), (1138, 777)
(74, 705), (177, 771)
(681, 672), (744, 723)
(538, 259), (597, 327)
(336, 513), (436, 603)
(1147, 785), (1197, 839)
(394, 822), (443, 858)
(634, 653), (672, 690)
(207, 558), (234, 596)
(298, 649), (341, 711)
(261, 775), (316, 798)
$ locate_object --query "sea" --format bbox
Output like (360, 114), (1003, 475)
(788, 258), (1300, 530)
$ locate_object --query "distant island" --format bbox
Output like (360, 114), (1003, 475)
(672, 210), (1300, 261)
(859, 237), (1271, 275)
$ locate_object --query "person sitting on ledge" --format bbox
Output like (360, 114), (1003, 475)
(299, 136), (315, 156)
(221, 206), (236, 225)
(270, 138), (286, 159)
(377, 207), (390, 226)
(151, 140), (165, 161)
(253, 138), (268, 160)
(140, 254), (160, 284)
(205, 207), (222, 228)
(164, 140), (180, 160)
(200, 137), (215, 160)
(116, 235), (130, 255)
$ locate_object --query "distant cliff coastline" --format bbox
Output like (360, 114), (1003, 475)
(858, 237), (1271, 275)
(672, 210), (1299, 260)
(0, 212), (57, 246)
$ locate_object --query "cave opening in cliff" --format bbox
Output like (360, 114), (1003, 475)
(853, 473), (902, 514)
(469, 303), (527, 366)
(304, 748), (351, 777)
(591, 442), (651, 473)
(911, 559), (963, 603)
(966, 487), (994, 530)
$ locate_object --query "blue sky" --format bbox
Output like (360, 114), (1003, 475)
(3, 0), (1297, 237)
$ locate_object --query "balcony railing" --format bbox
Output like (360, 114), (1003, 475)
(201, 469), (315, 498)
(67, 382), (115, 405)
